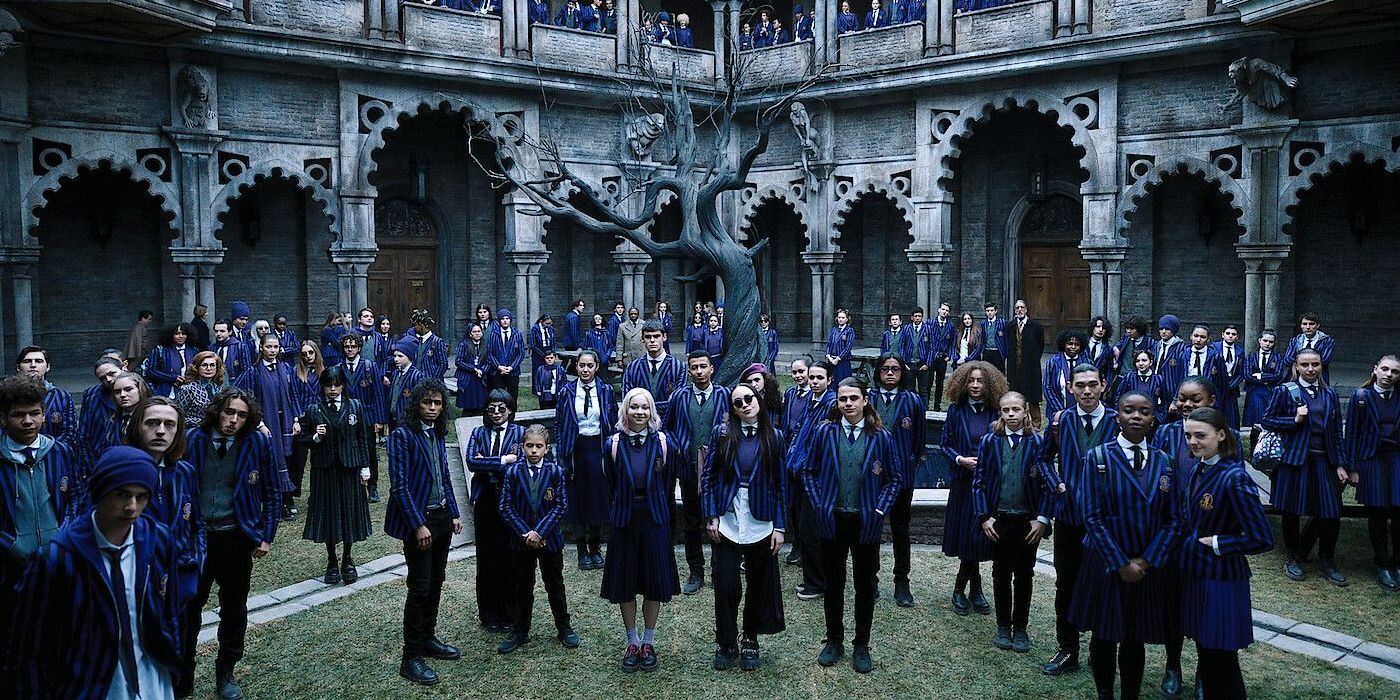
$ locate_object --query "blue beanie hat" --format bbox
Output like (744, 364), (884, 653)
(89, 446), (159, 504)
(497, 308), (513, 320)
(658, 11), (670, 21)
(392, 336), (418, 358)
(230, 301), (251, 319)
(1157, 314), (1180, 334)
(794, 4), (805, 13)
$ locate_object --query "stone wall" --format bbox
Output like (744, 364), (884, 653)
(28, 46), (169, 127)
(833, 105), (916, 160)
(251, 0), (364, 39)
(1293, 38), (1400, 122)
(541, 105), (622, 160)
(643, 44), (715, 83)
(837, 22), (923, 68)
(955, 1), (1052, 54)
(403, 5), (503, 58)
(1117, 61), (1240, 135)
(741, 40), (814, 86)
(833, 195), (916, 336)
(219, 69), (340, 140)
(531, 25), (617, 73)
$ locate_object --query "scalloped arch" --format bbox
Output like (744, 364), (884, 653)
(23, 150), (182, 243)
(830, 177), (916, 242)
(212, 159), (341, 239)
(1281, 140), (1397, 238)
(737, 184), (809, 243)
(1115, 155), (1251, 243)
(353, 91), (495, 192)
(934, 90), (1103, 190)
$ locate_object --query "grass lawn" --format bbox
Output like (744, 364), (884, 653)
(191, 551), (1393, 699)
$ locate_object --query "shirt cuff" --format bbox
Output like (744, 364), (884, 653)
(1036, 516), (1051, 526)
(311, 434), (322, 443)
(1211, 536), (1221, 555)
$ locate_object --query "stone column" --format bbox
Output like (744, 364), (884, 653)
(802, 251), (842, 349)
(198, 265), (217, 320)
(1237, 243), (1291, 343)
(171, 246), (226, 320)
(1073, 0), (1090, 34)
(165, 130), (227, 250)
(618, 0), (639, 69)
(711, 1), (729, 83)
(331, 250), (376, 315)
(925, 0), (954, 55)
(10, 257), (35, 349)
(815, 0), (834, 65)
(908, 249), (951, 319)
(613, 249), (651, 312)
(179, 264), (198, 316)
(1232, 122), (1296, 244)
(1080, 246), (1127, 322)
(507, 251), (551, 325)
(503, 0), (521, 58)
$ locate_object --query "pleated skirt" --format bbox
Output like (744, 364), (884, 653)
(302, 467), (371, 544)
(600, 501), (679, 604)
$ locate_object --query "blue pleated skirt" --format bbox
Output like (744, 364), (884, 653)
(567, 436), (611, 527)
(1181, 576), (1254, 651)
(600, 499), (679, 603)
(941, 478), (990, 562)
(1355, 447), (1400, 508)
(1068, 550), (1171, 644)
(1272, 452), (1343, 518)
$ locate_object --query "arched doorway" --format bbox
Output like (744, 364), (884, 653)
(33, 165), (178, 366)
(370, 198), (439, 330)
(1013, 189), (1088, 341)
(1289, 160), (1400, 361)
(216, 177), (336, 333)
(833, 191), (915, 339)
(744, 197), (811, 340)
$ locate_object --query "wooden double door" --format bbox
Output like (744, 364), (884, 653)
(369, 198), (438, 330)
(1021, 245), (1090, 342)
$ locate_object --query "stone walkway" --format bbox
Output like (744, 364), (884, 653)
(199, 542), (1400, 685)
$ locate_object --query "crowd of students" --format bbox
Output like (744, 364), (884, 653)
(2, 291), (1394, 699)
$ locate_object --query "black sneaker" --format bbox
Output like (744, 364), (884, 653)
(215, 668), (244, 699)
(557, 628), (581, 648)
(1042, 650), (1080, 676)
(714, 646), (739, 671)
(795, 584), (823, 600)
(1161, 668), (1183, 698)
(817, 640), (845, 667)
(1011, 628), (1030, 653)
(497, 634), (527, 654)
(852, 644), (873, 674)
(739, 640), (760, 671)
(682, 575), (704, 595)
(1284, 559), (1306, 581)
(1380, 567), (1400, 592)
(993, 626), (1013, 651)
(785, 550), (802, 566)
(1320, 561), (1350, 587)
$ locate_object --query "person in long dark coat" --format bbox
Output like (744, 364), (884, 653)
(234, 333), (301, 496)
(298, 367), (374, 585)
(1007, 299), (1047, 428)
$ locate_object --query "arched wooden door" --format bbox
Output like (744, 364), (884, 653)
(369, 198), (438, 330)
(1019, 193), (1089, 341)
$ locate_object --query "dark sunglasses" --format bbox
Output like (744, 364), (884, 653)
(486, 404), (510, 413)
(731, 394), (757, 408)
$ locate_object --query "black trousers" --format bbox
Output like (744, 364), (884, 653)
(473, 482), (516, 626)
(288, 441), (309, 497)
(511, 548), (571, 637)
(184, 529), (256, 681)
(822, 513), (880, 647)
(1091, 637), (1146, 700)
(1197, 644), (1247, 699)
(889, 488), (915, 586)
(796, 489), (826, 592)
(1054, 522), (1086, 655)
(1282, 512), (1341, 560)
(675, 474), (706, 577)
(930, 356), (949, 409)
(983, 348), (1006, 373)
(990, 514), (1036, 630)
(488, 373), (520, 403)
(1367, 506), (1400, 567)
(402, 508), (453, 657)
(712, 534), (783, 648)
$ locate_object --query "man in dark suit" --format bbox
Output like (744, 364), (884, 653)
(1007, 299), (1047, 427)
(190, 304), (211, 349)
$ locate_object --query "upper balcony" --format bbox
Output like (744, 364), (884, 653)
(1223, 0), (1400, 31)
(7, 0), (236, 40)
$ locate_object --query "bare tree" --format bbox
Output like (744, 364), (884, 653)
(479, 29), (836, 386)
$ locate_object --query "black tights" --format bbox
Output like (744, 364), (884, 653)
(953, 559), (983, 594)
(325, 541), (354, 564)
(1367, 506), (1400, 567)
(1090, 637), (1145, 700)
(1197, 644), (1246, 699)
(1281, 513), (1340, 561)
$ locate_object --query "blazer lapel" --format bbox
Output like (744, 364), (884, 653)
(1110, 444), (1151, 500)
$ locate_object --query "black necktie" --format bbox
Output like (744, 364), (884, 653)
(21, 446), (35, 466)
(698, 392), (706, 406)
(1305, 337), (1314, 349)
(1130, 445), (1143, 471)
(883, 391), (895, 404)
(491, 428), (503, 456)
(1305, 386), (1318, 400)
(744, 426), (755, 439)
(1090, 341), (1099, 358)
(1382, 390), (1392, 401)
(330, 399), (340, 412)
(970, 401), (982, 413)
(1010, 434), (1021, 449)
(1193, 350), (1203, 374)
(266, 363), (276, 372)
(1082, 414), (1094, 434)
(847, 426), (858, 443)
(582, 385), (593, 415)
(1262, 351), (1270, 366)
(1225, 346), (1234, 366)
(631, 434), (644, 448)
(216, 437), (229, 458)
(108, 547), (140, 695)
(650, 358), (659, 374)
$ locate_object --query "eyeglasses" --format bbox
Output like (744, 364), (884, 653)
(880, 366), (901, 374)
(731, 394), (756, 408)
(486, 405), (510, 414)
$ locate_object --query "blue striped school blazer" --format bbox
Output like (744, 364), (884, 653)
(485, 328), (525, 377)
(149, 458), (204, 603)
(1174, 457), (1272, 580)
(465, 423), (525, 503)
(0, 437), (84, 556)
(1151, 421), (1243, 474)
(1260, 382), (1344, 468)
(623, 355), (686, 423)
(871, 388), (926, 486)
(3, 514), (184, 700)
(1345, 386), (1398, 466)
(498, 459), (569, 552)
(1042, 353), (1080, 417)
(801, 422), (903, 544)
(341, 358), (388, 425)
(939, 401), (994, 485)
(971, 431), (1051, 523)
(783, 389), (836, 477)
(42, 384), (80, 448)
(1280, 332), (1335, 383)
(602, 431), (676, 529)
(665, 384), (731, 464)
(700, 424), (788, 528)
(1113, 372), (1170, 423)
(384, 425), (461, 541)
(779, 385), (810, 438)
(554, 380), (618, 462)
(185, 428), (281, 545)
(1078, 442), (1182, 570)
(387, 366), (425, 425)
(1041, 406), (1119, 526)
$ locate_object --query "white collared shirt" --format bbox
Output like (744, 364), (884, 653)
(1076, 403), (1106, 432)
(575, 382), (601, 436)
(1117, 434), (1149, 464)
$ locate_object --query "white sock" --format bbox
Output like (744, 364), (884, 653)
(626, 627), (640, 646)
(642, 628), (656, 645)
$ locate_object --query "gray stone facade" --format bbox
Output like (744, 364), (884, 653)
(0, 0), (1397, 369)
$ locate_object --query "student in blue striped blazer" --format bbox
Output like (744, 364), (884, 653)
(1074, 390), (1182, 700)
(1114, 350), (1170, 423)
(1209, 325), (1246, 431)
(871, 353), (927, 608)
(940, 360), (1007, 617)
(824, 308), (856, 382)
(126, 397), (203, 608)
(702, 383), (787, 671)
(1261, 348), (1348, 586)
(601, 388), (679, 673)
(785, 361), (836, 597)
(1040, 363), (1119, 678)
(497, 424), (580, 654)
(467, 390), (526, 633)
(556, 350), (617, 571)
(760, 315), (781, 370)
(623, 321), (686, 424)
(972, 391), (1050, 655)
(1344, 355), (1400, 591)
(1176, 407), (1273, 700)
(385, 380), (463, 686)
(1085, 316), (1117, 389)
(803, 378), (903, 674)
(665, 351), (730, 594)
(1043, 329), (1087, 418)
(1241, 329), (1284, 445)
(181, 387), (281, 699)
(4, 447), (183, 699)
(777, 357), (813, 567)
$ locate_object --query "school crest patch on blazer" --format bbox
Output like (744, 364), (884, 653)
(402, 388), (411, 398)
(59, 476), (69, 492)
(159, 574), (168, 597)
(49, 412), (62, 425)
(544, 487), (555, 501)
(249, 470), (259, 485)
(872, 460), (883, 475)
(1198, 493), (1214, 511)
(654, 457), (664, 472)
(183, 502), (192, 521)
(360, 379), (369, 388)
(901, 416), (913, 429)
(347, 413), (358, 426)
(1158, 475), (1171, 493)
